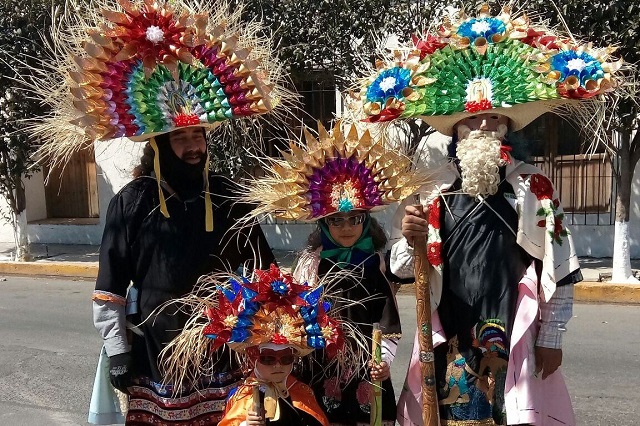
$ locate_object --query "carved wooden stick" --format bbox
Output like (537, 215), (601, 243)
(412, 194), (439, 426)
(252, 385), (262, 417)
(370, 322), (382, 426)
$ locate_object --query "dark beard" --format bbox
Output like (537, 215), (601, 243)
(158, 146), (206, 200)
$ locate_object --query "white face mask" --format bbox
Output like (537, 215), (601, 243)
(456, 123), (508, 141)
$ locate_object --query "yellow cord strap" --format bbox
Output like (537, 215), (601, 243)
(204, 153), (214, 232)
(149, 137), (170, 219)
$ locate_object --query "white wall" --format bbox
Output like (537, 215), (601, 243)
(21, 139), (143, 245)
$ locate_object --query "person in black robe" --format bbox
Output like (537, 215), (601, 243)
(392, 114), (581, 425)
(92, 127), (275, 425)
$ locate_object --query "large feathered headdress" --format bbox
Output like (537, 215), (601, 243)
(202, 264), (344, 357)
(356, 4), (625, 136)
(159, 265), (359, 388)
(242, 121), (431, 221)
(26, 0), (292, 164)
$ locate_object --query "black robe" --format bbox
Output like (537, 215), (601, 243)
(95, 174), (274, 382)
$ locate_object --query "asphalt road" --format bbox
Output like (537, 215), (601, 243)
(0, 276), (638, 425)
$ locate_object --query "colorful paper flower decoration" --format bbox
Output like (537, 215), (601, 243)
(356, 3), (624, 134)
(67, 0), (280, 142)
(243, 121), (430, 221)
(201, 265), (344, 356)
(27, 0), (290, 163)
(457, 17), (506, 42)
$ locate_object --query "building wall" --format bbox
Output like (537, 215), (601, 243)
(19, 139), (143, 245)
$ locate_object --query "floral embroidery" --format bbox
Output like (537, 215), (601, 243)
(355, 380), (372, 407)
(427, 242), (442, 266)
(323, 377), (342, 401)
(427, 197), (443, 269)
(528, 174), (570, 245)
(92, 290), (126, 306)
(530, 173), (554, 200)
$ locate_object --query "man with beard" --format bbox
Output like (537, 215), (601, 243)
(389, 113), (581, 425)
(92, 126), (275, 424)
(354, 4), (625, 423)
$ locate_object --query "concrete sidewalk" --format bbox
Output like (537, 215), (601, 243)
(0, 242), (639, 304)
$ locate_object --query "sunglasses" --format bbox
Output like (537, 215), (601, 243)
(325, 213), (366, 227)
(258, 354), (296, 366)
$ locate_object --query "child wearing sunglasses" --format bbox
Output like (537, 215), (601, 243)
(161, 265), (357, 426)
(221, 343), (326, 426)
(293, 210), (402, 426)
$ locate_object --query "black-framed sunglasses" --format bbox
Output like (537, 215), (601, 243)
(325, 213), (366, 227)
(258, 354), (296, 366)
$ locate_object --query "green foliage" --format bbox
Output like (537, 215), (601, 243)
(0, 0), (62, 218)
(236, 0), (441, 88)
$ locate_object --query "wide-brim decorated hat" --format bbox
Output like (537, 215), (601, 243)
(159, 264), (350, 386)
(242, 121), (432, 221)
(202, 265), (344, 357)
(356, 4), (624, 136)
(27, 0), (291, 163)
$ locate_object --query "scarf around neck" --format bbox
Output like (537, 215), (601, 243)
(319, 217), (375, 268)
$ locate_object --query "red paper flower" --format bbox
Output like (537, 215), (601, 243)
(103, 2), (195, 69)
(174, 113), (201, 127)
(271, 333), (289, 345)
(465, 99), (493, 113)
(245, 264), (308, 312)
(428, 198), (441, 228)
(201, 289), (243, 349)
(412, 34), (447, 59)
(530, 174), (554, 200)
(363, 107), (403, 123)
(519, 28), (561, 50)
(427, 242), (443, 267)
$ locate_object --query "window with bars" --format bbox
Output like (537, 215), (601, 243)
(516, 113), (615, 225)
(260, 74), (338, 225)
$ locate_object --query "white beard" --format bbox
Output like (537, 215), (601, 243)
(455, 124), (508, 199)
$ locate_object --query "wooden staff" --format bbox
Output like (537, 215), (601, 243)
(370, 322), (382, 426)
(412, 194), (439, 426)
(252, 385), (262, 418)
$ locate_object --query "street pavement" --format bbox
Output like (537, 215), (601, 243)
(0, 276), (638, 425)
(1, 243), (640, 304)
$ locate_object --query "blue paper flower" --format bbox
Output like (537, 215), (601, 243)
(270, 280), (289, 296)
(551, 51), (604, 86)
(338, 198), (354, 212)
(366, 67), (411, 103)
(457, 18), (506, 42)
(307, 335), (326, 349)
(301, 286), (323, 306)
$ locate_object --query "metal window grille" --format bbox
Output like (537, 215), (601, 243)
(518, 113), (616, 225)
